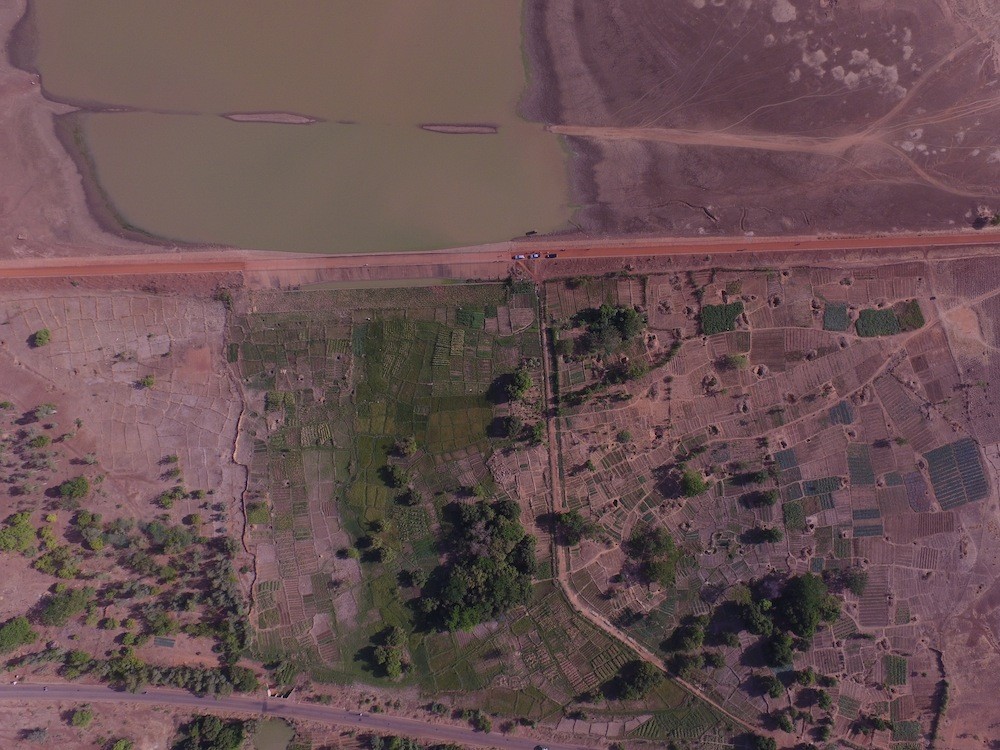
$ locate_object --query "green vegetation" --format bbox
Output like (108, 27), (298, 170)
(604, 659), (662, 700)
(70, 706), (94, 727)
(245, 502), (269, 525)
(31, 328), (51, 347)
(506, 368), (533, 400)
(58, 476), (91, 501)
(625, 523), (681, 587)
(371, 626), (408, 679)
(680, 469), (709, 497)
(137, 375), (155, 389)
(172, 715), (249, 750)
(573, 304), (645, 355)
(554, 509), (597, 546)
(896, 299), (925, 331)
(0, 616), (37, 653)
(110, 740), (134, 750)
(419, 499), (535, 631)
(822, 303), (849, 332)
(856, 308), (901, 337)
(700, 301), (743, 335)
(0, 512), (36, 553)
(776, 573), (840, 637)
(37, 585), (94, 626)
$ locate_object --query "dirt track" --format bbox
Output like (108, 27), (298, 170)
(0, 229), (997, 281)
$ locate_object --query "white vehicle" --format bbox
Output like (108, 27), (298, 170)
(529, 253), (540, 259)
(513, 254), (526, 260)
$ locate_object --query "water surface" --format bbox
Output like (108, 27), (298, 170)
(29, 0), (569, 252)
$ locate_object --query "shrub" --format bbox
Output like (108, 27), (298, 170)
(0, 513), (35, 553)
(70, 706), (93, 727)
(31, 329), (51, 347)
(137, 375), (155, 389)
(700, 302), (743, 335)
(38, 586), (94, 626)
(0, 616), (37, 652)
(617, 430), (632, 443)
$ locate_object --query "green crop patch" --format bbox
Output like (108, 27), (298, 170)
(856, 308), (901, 337)
(823, 303), (850, 331)
(700, 301), (744, 335)
(924, 438), (989, 509)
(884, 654), (907, 685)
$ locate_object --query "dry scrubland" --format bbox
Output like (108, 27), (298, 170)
(0, 253), (999, 748)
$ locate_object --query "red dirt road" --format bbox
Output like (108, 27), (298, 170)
(0, 229), (997, 280)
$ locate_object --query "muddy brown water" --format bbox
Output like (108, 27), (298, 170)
(28, 0), (570, 252)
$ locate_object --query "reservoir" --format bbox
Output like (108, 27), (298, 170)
(23, 0), (570, 252)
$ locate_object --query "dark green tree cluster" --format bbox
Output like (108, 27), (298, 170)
(737, 574), (841, 667)
(573, 304), (645, 355)
(371, 626), (408, 679)
(506, 368), (533, 400)
(624, 523), (681, 587)
(555, 509), (597, 546)
(0, 512), (35, 553)
(823, 566), (868, 596)
(172, 715), (248, 750)
(680, 468), (709, 497)
(418, 499), (535, 631)
(603, 659), (662, 700)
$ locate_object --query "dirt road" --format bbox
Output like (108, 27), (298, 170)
(0, 683), (590, 750)
(0, 229), (997, 281)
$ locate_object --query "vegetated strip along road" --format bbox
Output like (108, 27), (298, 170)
(0, 684), (590, 750)
(0, 229), (999, 279)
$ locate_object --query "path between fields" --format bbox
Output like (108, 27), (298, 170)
(0, 683), (592, 750)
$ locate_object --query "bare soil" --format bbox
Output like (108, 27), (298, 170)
(524, 0), (1000, 237)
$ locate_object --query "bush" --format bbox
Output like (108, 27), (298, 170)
(31, 329), (51, 347)
(700, 302), (743, 335)
(70, 706), (94, 727)
(38, 586), (94, 626)
(172, 715), (247, 750)
(393, 436), (418, 456)
(0, 616), (37, 652)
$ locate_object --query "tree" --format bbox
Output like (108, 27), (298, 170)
(750, 735), (777, 750)
(31, 329), (51, 347)
(776, 573), (837, 638)
(764, 632), (794, 668)
(172, 715), (247, 750)
(758, 673), (783, 698)
(506, 368), (533, 400)
(680, 469), (708, 497)
(0, 616), (37, 652)
(555, 510), (595, 546)
(605, 660), (662, 700)
(110, 740), (134, 750)
(58, 476), (90, 501)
